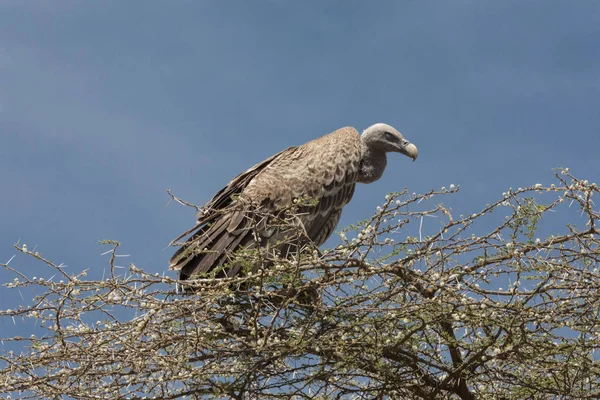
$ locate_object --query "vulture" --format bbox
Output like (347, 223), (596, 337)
(170, 123), (418, 281)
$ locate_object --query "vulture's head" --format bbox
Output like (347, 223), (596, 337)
(362, 123), (418, 161)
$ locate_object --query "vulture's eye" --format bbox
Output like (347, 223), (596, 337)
(384, 132), (397, 142)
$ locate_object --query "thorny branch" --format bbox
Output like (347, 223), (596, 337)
(1, 169), (600, 399)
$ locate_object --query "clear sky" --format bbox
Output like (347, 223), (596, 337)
(1, 1), (599, 340)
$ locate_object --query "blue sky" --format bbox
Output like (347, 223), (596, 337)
(1, 1), (599, 340)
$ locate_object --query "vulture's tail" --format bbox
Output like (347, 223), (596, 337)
(169, 211), (258, 281)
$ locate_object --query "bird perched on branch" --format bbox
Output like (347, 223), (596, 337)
(170, 123), (418, 281)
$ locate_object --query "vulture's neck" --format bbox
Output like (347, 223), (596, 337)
(357, 143), (387, 184)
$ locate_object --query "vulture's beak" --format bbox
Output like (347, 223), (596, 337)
(400, 142), (419, 161)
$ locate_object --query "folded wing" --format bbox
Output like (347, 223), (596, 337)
(169, 127), (362, 280)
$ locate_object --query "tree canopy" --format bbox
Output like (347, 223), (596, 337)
(2, 169), (599, 399)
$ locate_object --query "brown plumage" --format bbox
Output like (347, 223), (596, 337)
(169, 123), (418, 281)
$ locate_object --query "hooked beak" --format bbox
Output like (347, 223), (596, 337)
(400, 142), (418, 161)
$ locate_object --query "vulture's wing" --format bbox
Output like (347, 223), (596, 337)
(169, 146), (299, 244)
(169, 127), (361, 280)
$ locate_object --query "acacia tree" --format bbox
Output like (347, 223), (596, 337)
(1, 169), (599, 399)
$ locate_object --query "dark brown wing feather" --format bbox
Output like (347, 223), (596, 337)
(169, 127), (362, 281)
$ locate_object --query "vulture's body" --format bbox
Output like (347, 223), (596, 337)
(170, 124), (418, 281)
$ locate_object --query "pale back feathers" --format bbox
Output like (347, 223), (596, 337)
(243, 127), (361, 211)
